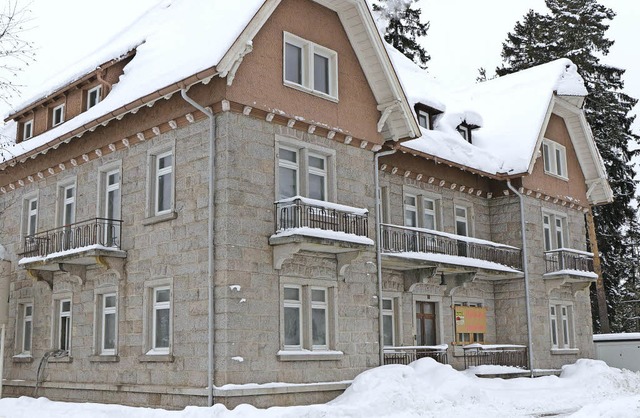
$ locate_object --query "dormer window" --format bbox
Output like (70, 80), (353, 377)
(87, 85), (102, 110)
(456, 122), (478, 144)
(414, 104), (442, 130)
(22, 119), (33, 141)
(52, 104), (65, 127)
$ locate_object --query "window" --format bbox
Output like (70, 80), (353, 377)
(16, 302), (33, 356)
(52, 104), (65, 127)
(417, 110), (431, 130)
(54, 298), (72, 353)
(152, 287), (171, 353)
(96, 292), (117, 355)
(283, 32), (338, 99)
(147, 148), (175, 219)
(99, 166), (121, 246)
(457, 125), (471, 142)
(542, 212), (567, 251)
(403, 190), (440, 231)
(414, 104), (442, 130)
(23, 196), (38, 237)
(282, 284), (335, 352)
(454, 302), (486, 345)
(550, 302), (575, 350)
(455, 205), (470, 237)
(404, 194), (417, 227)
(423, 198), (437, 230)
(59, 183), (76, 227)
(382, 298), (396, 347)
(276, 138), (335, 202)
(23, 119), (33, 141)
(87, 85), (102, 110)
(542, 139), (567, 179)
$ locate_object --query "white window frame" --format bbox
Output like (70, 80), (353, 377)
(402, 188), (442, 231)
(101, 293), (117, 355)
(275, 136), (336, 202)
(542, 139), (568, 180)
(549, 301), (575, 350)
(53, 297), (72, 354)
(542, 211), (568, 251)
(281, 282), (336, 352)
(455, 205), (470, 237)
(16, 302), (34, 356)
(146, 146), (176, 220)
(417, 109), (431, 130)
(382, 297), (396, 347)
(52, 104), (65, 127)
(23, 119), (33, 140)
(403, 193), (418, 227)
(98, 163), (122, 246)
(22, 194), (38, 238)
(307, 153), (328, 201)
(155, 151), (173, 215)
(56, 179), (77, 228)
(143, 278), (173, 356)
(87, 85), (102, 110)
(283, 32), (338, 101)
(457, 125), (471, 142)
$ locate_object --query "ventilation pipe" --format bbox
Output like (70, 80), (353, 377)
(506, 180), (535, 377)
(180, 88), (216, 405)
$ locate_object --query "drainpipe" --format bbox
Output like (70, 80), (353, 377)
(506, 180), (534, 377)
(374, 149), (396, 365)
(0, 323), (4, 398)
(180, 88), (216, 405)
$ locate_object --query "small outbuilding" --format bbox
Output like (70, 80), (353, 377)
(593, 333), (640, 371)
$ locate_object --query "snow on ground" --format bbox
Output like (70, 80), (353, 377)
(2, 358), (640, 417)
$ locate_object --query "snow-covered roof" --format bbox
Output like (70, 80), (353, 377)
(1, 0), (420, 168)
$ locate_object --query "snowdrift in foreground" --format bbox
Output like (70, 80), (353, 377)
(2, 358), (640, 417)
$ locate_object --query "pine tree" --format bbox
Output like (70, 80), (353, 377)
(372, 0), (430, 69)
(497, 0), (639, 333)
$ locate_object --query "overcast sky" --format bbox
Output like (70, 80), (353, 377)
(5, 0), (639, 138)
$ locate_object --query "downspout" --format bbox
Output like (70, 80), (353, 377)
(374, 149), (396, 365)
(506, 180), (535, 377)
(180, 88), (216, 405)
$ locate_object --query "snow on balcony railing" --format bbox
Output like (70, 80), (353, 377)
(273, 197), (371, 245)
(380, 224), (522, 270)
(544, 248), (594, 274)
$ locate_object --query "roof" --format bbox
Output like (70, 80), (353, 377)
(1, 0), (419, 167)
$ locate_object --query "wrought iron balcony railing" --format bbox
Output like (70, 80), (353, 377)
(22, 217), (123, 259)
(544, 248), (594, 273)
(383, 345), (449, 365)
(463, 344), (528, 369)
(274, 197), (369, 238)
(380, 224), (522, 270)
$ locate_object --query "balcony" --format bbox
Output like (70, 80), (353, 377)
(19, 218), (126, 281)
(543, 248), (596, 294)
(462, 344), (528, 369)
(380, 224), (523, 281)
(383, 345), (448, 366)
(269, 197), (373, 274)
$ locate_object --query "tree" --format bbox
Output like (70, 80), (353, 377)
(0, 0), (34, 103)
(497, 0), (639, 333)
(372, 0), (430, 69)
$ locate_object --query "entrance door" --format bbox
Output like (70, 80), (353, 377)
(416, 301), (436, 346)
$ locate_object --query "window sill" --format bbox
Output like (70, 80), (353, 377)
(48, 355), (73, 363)
(89, 355), (120, 363)
(12, 355), (33, 363)
(551, 348), (579, 355)
(277, 350), (343, 361)
(142, 211), (177, 226)
(283, 82), (339, 104)
(543, 171), (569, 182)
(139, 353), (174, 363)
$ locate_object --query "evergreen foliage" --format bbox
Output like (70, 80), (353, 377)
(372, 0), (430, 69)
(497, 0), (639, 332)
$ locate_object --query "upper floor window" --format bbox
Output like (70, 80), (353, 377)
(60, 183), (76, 227)
(455, 205), (470, 237)
(276, 137), (335, 202)
(542, 139), (567, 179)
(22, 119), (33, 141)
(52, 104), (65, 127)
(542, 211), (567, 251)
(23, 196), (38, 237)
(404, 194), (417, 227)
(415, 104), (442, 130)
(283, 32), (338, 100)
(99, 165), (122, 245)
(87, 85), (102, 110)
(403, 189), (440, 231)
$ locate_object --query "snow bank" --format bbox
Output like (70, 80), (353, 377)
(2, 358), (640, 417)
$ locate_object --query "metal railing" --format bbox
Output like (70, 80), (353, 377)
(383, 345), (448, 365)
(544, 248), (594, 273)
(380, 224), (522, 270)
(274, 198), (369, 237)
(463, 344), (528, 369)
(22, 217), (123, 258)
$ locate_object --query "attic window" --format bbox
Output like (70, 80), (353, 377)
(456, 122), (478, 144)
(52, 104), (65, 127)
(414, 104), (441, 130)
(283, 32), (338, 100)
(542, 139), (568, 179)
(87, 85), (102, 110)
(22, 119), (34, 141)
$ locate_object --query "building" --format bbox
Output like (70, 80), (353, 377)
(0, 0), (611, 409)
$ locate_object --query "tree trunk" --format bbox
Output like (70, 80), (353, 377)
(587, 208), (610, 333)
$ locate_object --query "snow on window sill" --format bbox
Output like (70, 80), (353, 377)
(277, 349), (343, 361)
(12, 354), (33, 363)
(139, 352), (174, 362)
(142, 210), (177, 226)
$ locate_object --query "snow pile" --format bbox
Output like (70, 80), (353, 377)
(2, 358), (640, 417)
